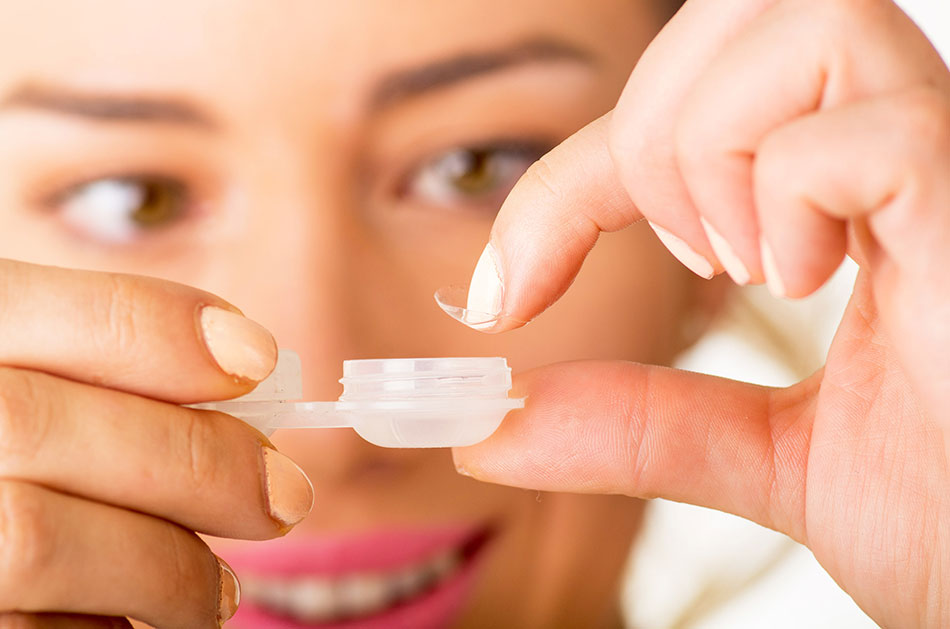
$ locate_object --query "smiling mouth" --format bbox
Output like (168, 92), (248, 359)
(239, 528), (492, 625)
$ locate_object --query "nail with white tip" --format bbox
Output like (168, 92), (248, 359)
(465, 243), (505, 329)
(648, 222), (716, 279)
(700, 217), (750, 286)
(760, 237), (787, 298)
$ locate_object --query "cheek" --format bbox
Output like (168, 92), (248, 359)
(460, 493), (645, 628)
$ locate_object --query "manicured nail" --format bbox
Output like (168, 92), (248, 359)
(216, 556), (241, 625)
(261, 447), (314, 528)
(466, 243), (504, 328)
(648, 222), (715, 279)
(200, 306), (278, 382)
(760, 237), (787, 298)
(700, 217), (750, 286)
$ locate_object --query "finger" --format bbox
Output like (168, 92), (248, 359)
(456, 113), (643, 332)
(755, 86), (950, 424)
(610, 0), (778, 285)
(0, 613), (131, 628)
(453, 361), (814, 543)
(0, 481), (240, 628)
(0, 367), (314, 539)
(674, 0), (948, 287)
(755, 87), (950, 298)
(0, 259), (277, 403)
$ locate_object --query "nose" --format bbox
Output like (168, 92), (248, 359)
(203, 141), (426, 494)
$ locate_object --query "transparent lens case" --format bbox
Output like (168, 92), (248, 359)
(192, 351), (524, 448)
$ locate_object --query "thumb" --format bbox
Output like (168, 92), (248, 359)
(453, 360), (814, 544)
(437, 113), (642, 333)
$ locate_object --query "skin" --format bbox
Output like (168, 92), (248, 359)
(454, 0), (950, 627)
(0, 1), (704, 628)
(5, 0), (945, 626)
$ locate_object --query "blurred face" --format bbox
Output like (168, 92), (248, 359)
(0, 1), (699, 627)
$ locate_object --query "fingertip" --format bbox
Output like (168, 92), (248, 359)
(435, 241), (529, 334)
(433, 284), (528, 334)
(760, 237), (788, 298)
(453, 459), (474, 478)
(438, 114), (643, 333)
(757, 229), (846, 299)
(648, 222), (717, 279)
(215, 555), (241, 625)
(451, 448), (482, 479)
(260, 447), (314, 531)
(467, 243), (504, 322)
(451, 439), (503, 485)
(700, 217), (753, 286)
(199, 306), (279, 384)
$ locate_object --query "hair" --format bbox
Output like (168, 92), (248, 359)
(662, 0), (688, 19)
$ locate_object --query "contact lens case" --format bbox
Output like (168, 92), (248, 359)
(192, 351), (524, 448)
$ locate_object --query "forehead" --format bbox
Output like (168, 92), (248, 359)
(0, 1), (650, 97)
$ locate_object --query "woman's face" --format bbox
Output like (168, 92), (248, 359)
(0, 1), (697, 627)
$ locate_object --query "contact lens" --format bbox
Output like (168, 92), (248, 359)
(433, 284), (528, 331)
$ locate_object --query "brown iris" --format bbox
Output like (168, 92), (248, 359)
(125, 178), (185, 228)
(446, 149), (501, 196)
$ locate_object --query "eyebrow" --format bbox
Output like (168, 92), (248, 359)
(370, 37), (595, 109)
(0, 37), (593, 127)
(1, 83), (217, 129)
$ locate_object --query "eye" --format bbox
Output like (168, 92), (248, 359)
(56, 176), (188, 244)
(405, 142), (548, 210)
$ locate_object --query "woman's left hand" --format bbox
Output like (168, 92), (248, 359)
(451, 1), (950, 626)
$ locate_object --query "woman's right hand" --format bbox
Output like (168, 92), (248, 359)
(0, 259), (314, 628)
(452, 0), (949, 625)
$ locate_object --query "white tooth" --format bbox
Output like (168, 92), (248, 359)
(393, 563), (430, 599)
(243, 577), (293, 612)
(337, 574), (391, 616)
(286, 578), (337, 622)
(242, 577), (266, 599)
(429, 551), (460, 579)
(240, 548), (467, 621)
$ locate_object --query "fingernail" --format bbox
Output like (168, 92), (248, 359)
(466, 243), (504, 329)
(648, 222), (716, 279)
(700, 217), (750, 286)
(200, 306), (278, 382)
(216, 555), (240, 625)
(261, 447), (314, 528)
(760, 237), (787, 298)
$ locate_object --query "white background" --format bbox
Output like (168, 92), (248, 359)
(897, 0), (949, 61)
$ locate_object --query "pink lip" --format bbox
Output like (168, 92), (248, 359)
(223, 523), (486, 577)
(221, 523), (493, 629)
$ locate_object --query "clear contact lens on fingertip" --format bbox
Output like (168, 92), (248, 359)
(433, 284), (528, 330)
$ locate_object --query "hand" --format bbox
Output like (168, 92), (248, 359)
(0, 260), (313, 628)
(452, 0), (950, 625)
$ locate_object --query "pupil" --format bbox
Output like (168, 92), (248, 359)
(453, 150), (494, 193)
(131, 181), (178, 227)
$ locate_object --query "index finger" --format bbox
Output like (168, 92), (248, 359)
(437, 114), (643, 333)
(0, 259), (277, 403)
